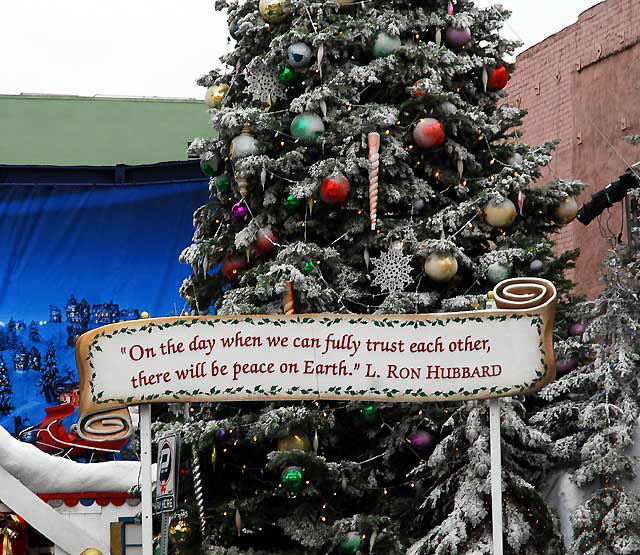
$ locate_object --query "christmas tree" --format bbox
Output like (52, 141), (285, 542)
(28, 346), (42, 372)
(29, 321), (41, 343)
(0, 354), (12, 416)
(533, 241), (640, 552)
(39, 342), (59, 404)
(175, 0), (584, 553)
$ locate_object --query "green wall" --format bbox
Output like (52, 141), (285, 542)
(0, 94), (214, 166)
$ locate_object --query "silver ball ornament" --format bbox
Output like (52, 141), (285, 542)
(412, 198), (426, 214)
(529, 259), (544, 274)
(287, 42), (312, 68)
(484, 198), (517, 228)
(372, 32), (401, 58)
(424, 252), (458, 282)
(231, 123), (259, 159)
(487, 261), (511, 284)
(508, 152), (524, 167)
(439, 101), (458, 116)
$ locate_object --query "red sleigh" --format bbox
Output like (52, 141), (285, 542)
(18, 403), (129, 460)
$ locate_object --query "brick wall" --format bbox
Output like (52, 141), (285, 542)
(505, 0), (640, 298)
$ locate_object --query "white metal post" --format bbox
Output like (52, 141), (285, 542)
(489, 398), (504, 555)
(140, 404), (154, 555)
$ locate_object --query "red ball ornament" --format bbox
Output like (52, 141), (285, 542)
(413, 118), (445, 150)
(487, 65), (509, 91)
(412, 79), (426, 98)
(319, 175), (350, 205)
(221, 253), (248, 281)
(255, 228), (278, 256)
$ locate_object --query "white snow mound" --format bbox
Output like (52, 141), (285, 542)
(0, 425), (141, 493)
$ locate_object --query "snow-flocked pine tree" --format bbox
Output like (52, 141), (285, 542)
(0, 354), (12, 416)
(533, 240), (640, 553)
(29, 321), (41, 343)
(173, 0), (584, 553)
(39, 342), (59, 403)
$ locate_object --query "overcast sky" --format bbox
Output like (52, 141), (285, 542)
(0, 0), (602, 100)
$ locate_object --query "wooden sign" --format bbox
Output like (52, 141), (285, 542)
(75, 278), (557, 441)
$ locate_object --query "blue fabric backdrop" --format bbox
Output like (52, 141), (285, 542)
(0, 172), (207, 435)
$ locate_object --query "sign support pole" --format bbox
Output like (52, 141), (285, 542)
(140, 404), (154, 555)
(489, 398), (503, 555)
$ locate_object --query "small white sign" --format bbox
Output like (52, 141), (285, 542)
(155, 434), (179, 513)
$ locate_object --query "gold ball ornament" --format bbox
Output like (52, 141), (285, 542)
(277, 431), (311, 452)
(424, 252), (458, 282)
(259, 0), (290, 23)
(140, 311), (150, 319)
(335, 0), (354, 6)
(169, 519), (193, 545)
(554, 196), (578, 224)
(484, 198), (517, 228)
(80, 549), (103, 555)
(205, 84), (229, 109)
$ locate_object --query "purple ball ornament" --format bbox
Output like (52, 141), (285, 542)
(232, 202), (248, 222)
(217, 428), (228, 440)
(556, 357), (579, 376)
(445, 27), (472, 48)
(407, 430), (436, 454)
(569, 322), (585, 337)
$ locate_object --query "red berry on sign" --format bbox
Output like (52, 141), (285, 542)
(487, 65), (509, 91)
(221, 253), (248, 280)
(319, 175), (350, 205)
(255, 228), (278, 256)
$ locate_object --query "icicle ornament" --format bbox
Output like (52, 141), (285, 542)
(260, 166), (267, 190)
(482, 66), (489, 93)
(435, 27), (442, 47)
(317, 43), (324, 79)
(192, 449), (206, 536)
(237, 175), (249, 198)
(235, 507), (242, 536)
(284, 281), (295, 314)
(517, 190), (524, 215)
(447, 0), (454, 15)
(367, 132), (381, 231)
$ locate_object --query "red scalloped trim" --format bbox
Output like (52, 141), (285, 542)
(37, 493), (139, 507)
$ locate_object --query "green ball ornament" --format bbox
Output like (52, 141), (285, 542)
(278, 66), (297, 84)
(290, 112), (325, 143)
(372, 32), (401, 58)
(200, 155), (222, 177)
(280, 465), (305, 493)
(303, 259), (315, 275)
(340, 532), (364, 555)
(486, 261), (511, 284)
(360, 404), (378, 424)
(283, 194), (302, 211)
(215, 174), (231, 192)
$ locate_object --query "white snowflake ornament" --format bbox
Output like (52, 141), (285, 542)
(370, 247), (414, 293)
(244, 60), (286, 104)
